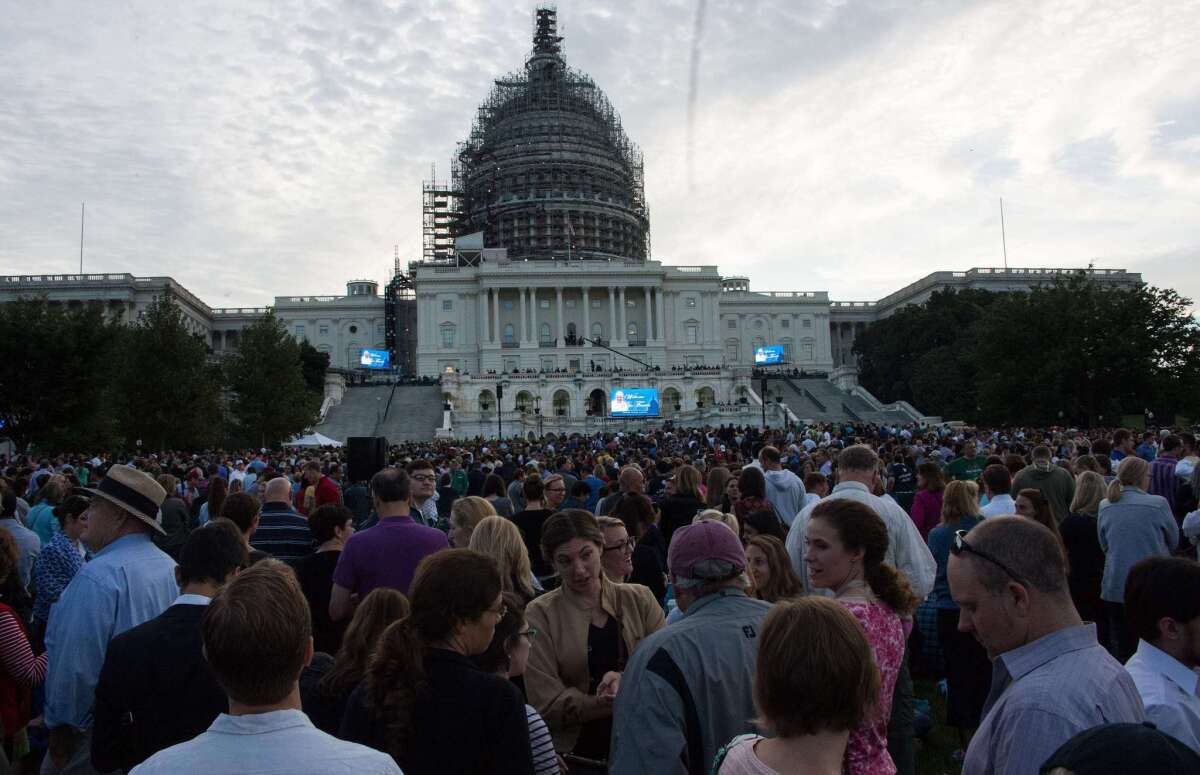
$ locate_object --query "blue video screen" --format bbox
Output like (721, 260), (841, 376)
(754, 345), (785, 365)
(359, 348), (391, 369)
(609, 388), (660, 418)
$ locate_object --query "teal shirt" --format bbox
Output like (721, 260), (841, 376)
(26, 501), (61, 545)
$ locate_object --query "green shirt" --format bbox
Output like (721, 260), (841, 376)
(946, 455), (985, 482)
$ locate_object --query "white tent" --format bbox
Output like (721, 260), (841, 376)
(286, 432), (344, 447)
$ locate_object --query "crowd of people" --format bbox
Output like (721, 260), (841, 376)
(0, 420), (1198, 774)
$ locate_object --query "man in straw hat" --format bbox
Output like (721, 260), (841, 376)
(42, 465), (179, 775)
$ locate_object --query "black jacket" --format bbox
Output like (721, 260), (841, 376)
(92, 603), (227, 773)
(340, 648), (534, 775)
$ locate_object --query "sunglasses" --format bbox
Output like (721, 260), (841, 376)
(952, 530), (1028, 587)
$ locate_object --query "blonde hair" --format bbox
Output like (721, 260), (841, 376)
(596, 516), (626, 532)
(694, 508), (740, 537)
(674, 465), (703, 500)
(1107, 456), (1150, 503)
(1070, 471), (1106, 515)
(468, 516), (536, 600)
(449, 496), (496, 531)
(940, 480), (980, 524)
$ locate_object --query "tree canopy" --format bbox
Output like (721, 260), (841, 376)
(0, 297), (323, 453)
(853, 273), (1200, 425)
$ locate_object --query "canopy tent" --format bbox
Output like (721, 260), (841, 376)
(285, 432), (344, 447)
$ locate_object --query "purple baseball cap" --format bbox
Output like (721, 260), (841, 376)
(668, 521), (746, 582)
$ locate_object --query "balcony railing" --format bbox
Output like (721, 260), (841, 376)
(627, 338), (646, 347)
(538, 340), (557, 348)
(501, 341), (520, 349)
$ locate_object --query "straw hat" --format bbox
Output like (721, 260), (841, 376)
(75, 465), (167, 535)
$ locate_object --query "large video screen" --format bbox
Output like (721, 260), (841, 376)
(609, 388), (660, 418)
(359, 348), (391, 369)
(754, 345), (785, 365)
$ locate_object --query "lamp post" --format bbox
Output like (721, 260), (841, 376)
(497, 383), (504, 440)
(760, 377), (769, 429)
(534, 395), (543, 437)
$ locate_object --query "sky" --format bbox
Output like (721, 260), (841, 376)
(1, 0), (1197, 309)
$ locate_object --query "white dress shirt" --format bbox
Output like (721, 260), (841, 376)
(785, 481), (937, 599)
(979, 493), (1016, 518)
(1125, 639), (1200, 753)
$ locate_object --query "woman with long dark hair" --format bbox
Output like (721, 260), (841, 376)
(339, 549), (535, 774)
(804, 498), (919, 775)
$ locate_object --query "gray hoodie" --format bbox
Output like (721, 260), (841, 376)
(763, 468), (807, 526)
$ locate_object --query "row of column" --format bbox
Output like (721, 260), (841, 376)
(483, 286), (666, 345)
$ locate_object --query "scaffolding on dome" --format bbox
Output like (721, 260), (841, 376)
(420, 5), (650, 265)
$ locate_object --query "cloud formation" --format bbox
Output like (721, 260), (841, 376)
(1, 0), (1197, 308)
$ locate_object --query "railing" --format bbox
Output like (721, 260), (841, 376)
(501, 341), (520, 349)
(538, 340), (557, 348)
(213, 307), (272, 315)
(627, 338), (646, 347)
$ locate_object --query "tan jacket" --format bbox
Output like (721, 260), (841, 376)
(525, 576), (666, 752)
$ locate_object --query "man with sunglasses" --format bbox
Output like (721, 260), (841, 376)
(948, 517), (1144, 775)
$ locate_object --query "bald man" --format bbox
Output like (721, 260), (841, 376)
(250, 476), (315, 560)
(596, 465), (645, 516)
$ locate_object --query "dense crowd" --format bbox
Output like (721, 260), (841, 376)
(0, 421), (1198, 774)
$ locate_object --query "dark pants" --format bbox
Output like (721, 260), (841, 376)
(937, 608), (992, 730)
(1104, 601), (1137, 662)
(887, 641), (915, 775)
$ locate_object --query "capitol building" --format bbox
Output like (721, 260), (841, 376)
(0, 8), (1142, 439)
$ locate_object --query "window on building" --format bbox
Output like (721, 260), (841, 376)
(504, 323), (515, 344)
(319, 325), (329, 336)
(686, 296), (697, 307)
(539, 299), (550, 309)
(295, 324), (306, 339)
(376, 324), (384, 336)
(503, 300), (514, 310)
(441, 325), (456, 348)
(540, 322), (552, 342)
(566, 299), (576, 309)
(442, 299), (453, 311)
(627, 321), (639, 339)
(781, 318), (790, 328)
(727, 319), (736, 329)
(591, 299), (602, 308)
(754, 319), (764, 330)
(685, 324), (699, 344)
(591, 322), (603, 339)
(803, 318), (812, 328)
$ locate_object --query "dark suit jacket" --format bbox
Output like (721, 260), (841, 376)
(92, 603), (228, 773)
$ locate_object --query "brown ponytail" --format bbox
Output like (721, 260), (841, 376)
(361, 549), (502, 760)
(811, 499), (919, 617)
(1108, 457), (1149, 504)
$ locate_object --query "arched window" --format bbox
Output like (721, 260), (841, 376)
(539, 322), (552, 343)
(504, 323), (515, 344)
(591, 322), (603, 339)
(627, 321), (639, 339)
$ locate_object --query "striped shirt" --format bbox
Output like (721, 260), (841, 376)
(250, 503), (314, 561)
(0, 608), (46, 686)
(526, 704), (559, 775)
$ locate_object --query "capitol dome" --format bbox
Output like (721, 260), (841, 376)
(451, 7), (650, 261)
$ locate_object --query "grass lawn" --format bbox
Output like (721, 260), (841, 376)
(913, 676), (964, 775)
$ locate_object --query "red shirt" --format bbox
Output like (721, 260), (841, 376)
(295, 475), (341, 516)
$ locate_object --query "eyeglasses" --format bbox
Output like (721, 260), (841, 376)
(951, 530), (1028, 587)
(603, 537), (637, 553)
(519, 627), (539, 641)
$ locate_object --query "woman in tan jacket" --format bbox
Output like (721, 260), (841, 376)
(525, 509), (665, 761)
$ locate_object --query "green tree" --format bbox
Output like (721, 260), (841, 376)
(225, 314), (320, 446)
(298, 340), (330, 394)
(0, 298), (119, 450)
(111, 294), (224, 451)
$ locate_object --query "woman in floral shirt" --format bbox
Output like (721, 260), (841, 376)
(803, 498), (920, 775)
(31, 495), (88, 646)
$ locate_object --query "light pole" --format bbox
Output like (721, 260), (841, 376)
(760, 377), (769, 429)
(534, 395), (543, 437)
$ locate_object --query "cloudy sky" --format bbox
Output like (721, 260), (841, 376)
(2, 0), (1197, 309)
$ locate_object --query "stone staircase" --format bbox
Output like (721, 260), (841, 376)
(316, 384), (444, 443)
(376, 385), (445, 442)
(775, 378), (916, 425)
